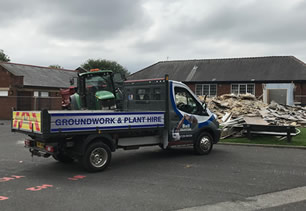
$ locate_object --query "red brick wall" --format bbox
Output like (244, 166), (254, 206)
(0, 95), (62, 119)
(255, 83), (263, 98)
(0, 97), (16, 120)
(0, 66), (23, 88)
(294, 83), (306, 105)
(50, 92), (62, 110)
(187, 83), (195, 92)
(0, 67), (18, 119)
(0, 67), (11, 87)
(30, 91), (62, 111)
(0, 66), (63, 119)
(11, 76), (23, 87)
(217, 84), (231, 96)
(34, 96), (62, 110)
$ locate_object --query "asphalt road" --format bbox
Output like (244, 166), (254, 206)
(1, 121), (306, 211)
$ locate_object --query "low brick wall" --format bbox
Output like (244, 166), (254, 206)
(0, 97), (17, 120)
(0, 96), (62, 120)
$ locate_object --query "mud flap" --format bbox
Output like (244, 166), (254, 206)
(162, 129), (169, 149)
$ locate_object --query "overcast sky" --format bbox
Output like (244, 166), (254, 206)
(1, 0), (306, 73)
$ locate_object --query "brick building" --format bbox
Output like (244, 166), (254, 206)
(0, 62), (77, 119)
(128, 56), (306, 106)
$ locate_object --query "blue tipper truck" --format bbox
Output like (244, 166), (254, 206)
(12, 74), (221, 172)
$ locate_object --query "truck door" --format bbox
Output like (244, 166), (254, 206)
(169, 82), (212, 143)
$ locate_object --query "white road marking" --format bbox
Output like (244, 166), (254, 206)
(178, 186), (306, 211)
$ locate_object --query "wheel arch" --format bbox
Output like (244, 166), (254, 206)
(195, 127), (216, 144)
(82, 134), (116, 154)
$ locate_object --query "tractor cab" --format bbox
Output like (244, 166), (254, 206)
(70, 69), (117, 110)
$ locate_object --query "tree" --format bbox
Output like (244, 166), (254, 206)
(49, 64), (64, 69)
(0, 49), (10, 62)
(81, 59), (130, 76)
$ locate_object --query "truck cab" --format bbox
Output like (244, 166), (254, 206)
(169, 81), (220, 151)
(123, 78), (220, 150)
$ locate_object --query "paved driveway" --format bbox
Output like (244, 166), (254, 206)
(1, 121), (306, 210)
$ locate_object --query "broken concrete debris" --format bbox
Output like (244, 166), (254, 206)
(198, 94), (306, 138)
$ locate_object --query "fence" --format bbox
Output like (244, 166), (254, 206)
(0, 96), (62, 120)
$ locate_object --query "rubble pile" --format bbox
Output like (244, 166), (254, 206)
(204, 94), (267, 120)
(198, 94), (306, 127)
(263, 102), (306, 126)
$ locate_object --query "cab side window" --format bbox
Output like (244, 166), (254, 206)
(136, 88), (150, 100)
(174, 87), (200, 114)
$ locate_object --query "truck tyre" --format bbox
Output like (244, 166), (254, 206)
(194, 132), (213, 155)
(82, 142), (111, 172)
(52, 153), (74, 163)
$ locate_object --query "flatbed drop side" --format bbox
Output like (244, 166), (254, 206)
(11, 76), (221, 172)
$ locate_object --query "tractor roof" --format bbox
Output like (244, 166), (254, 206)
(79, 70), (113, 77)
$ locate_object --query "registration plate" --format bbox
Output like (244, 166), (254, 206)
(36, 142), (44, 149)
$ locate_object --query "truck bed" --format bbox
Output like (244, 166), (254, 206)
(12, 110), (165, 137)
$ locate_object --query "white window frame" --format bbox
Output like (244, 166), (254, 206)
(40, 91), (49, 97)
(195, 84), (217, 97)
(34, 91), (39, 97)
(0, 91), (9, 96)
(231, 83), (255, 95)
(34, 91), (49, 97)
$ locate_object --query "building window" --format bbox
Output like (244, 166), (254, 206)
(195, 84), (217, 97)
(41, 92), (49, 97)
(0, 91), (9, 96)
(231, 84), (255, 95)
(34, 91), (49, 97)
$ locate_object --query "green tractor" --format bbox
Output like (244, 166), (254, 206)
(65, 69), (124, 110)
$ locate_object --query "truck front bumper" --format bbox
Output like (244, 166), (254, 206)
(214, 128), (222, 144)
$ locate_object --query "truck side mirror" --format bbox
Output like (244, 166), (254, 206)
(201, 95), (207, 110)
(201, 95), (208, 115)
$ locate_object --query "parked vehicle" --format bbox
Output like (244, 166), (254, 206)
(11, 74), (220, 172)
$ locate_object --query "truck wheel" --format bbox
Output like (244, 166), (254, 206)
(52, 153), (74, 163)
(194, 132), (213, 155)
(82, 142), (111, 172)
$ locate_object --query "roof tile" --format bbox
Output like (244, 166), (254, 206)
(129, 56), (306, 82)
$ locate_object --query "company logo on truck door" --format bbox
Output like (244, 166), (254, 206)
(12, 111), (41, 133)
(50, 112), (164, 132)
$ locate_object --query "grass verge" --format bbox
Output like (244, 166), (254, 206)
(220, 128), (306, 147)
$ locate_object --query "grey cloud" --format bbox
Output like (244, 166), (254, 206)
(0, 0), (38, 25)
(1, 0), (306, 72)
(38, 0), (152, 40)
(177, 2), (306, 44)
(0, 0), (152, 41)
(133, 0), (306, 54)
